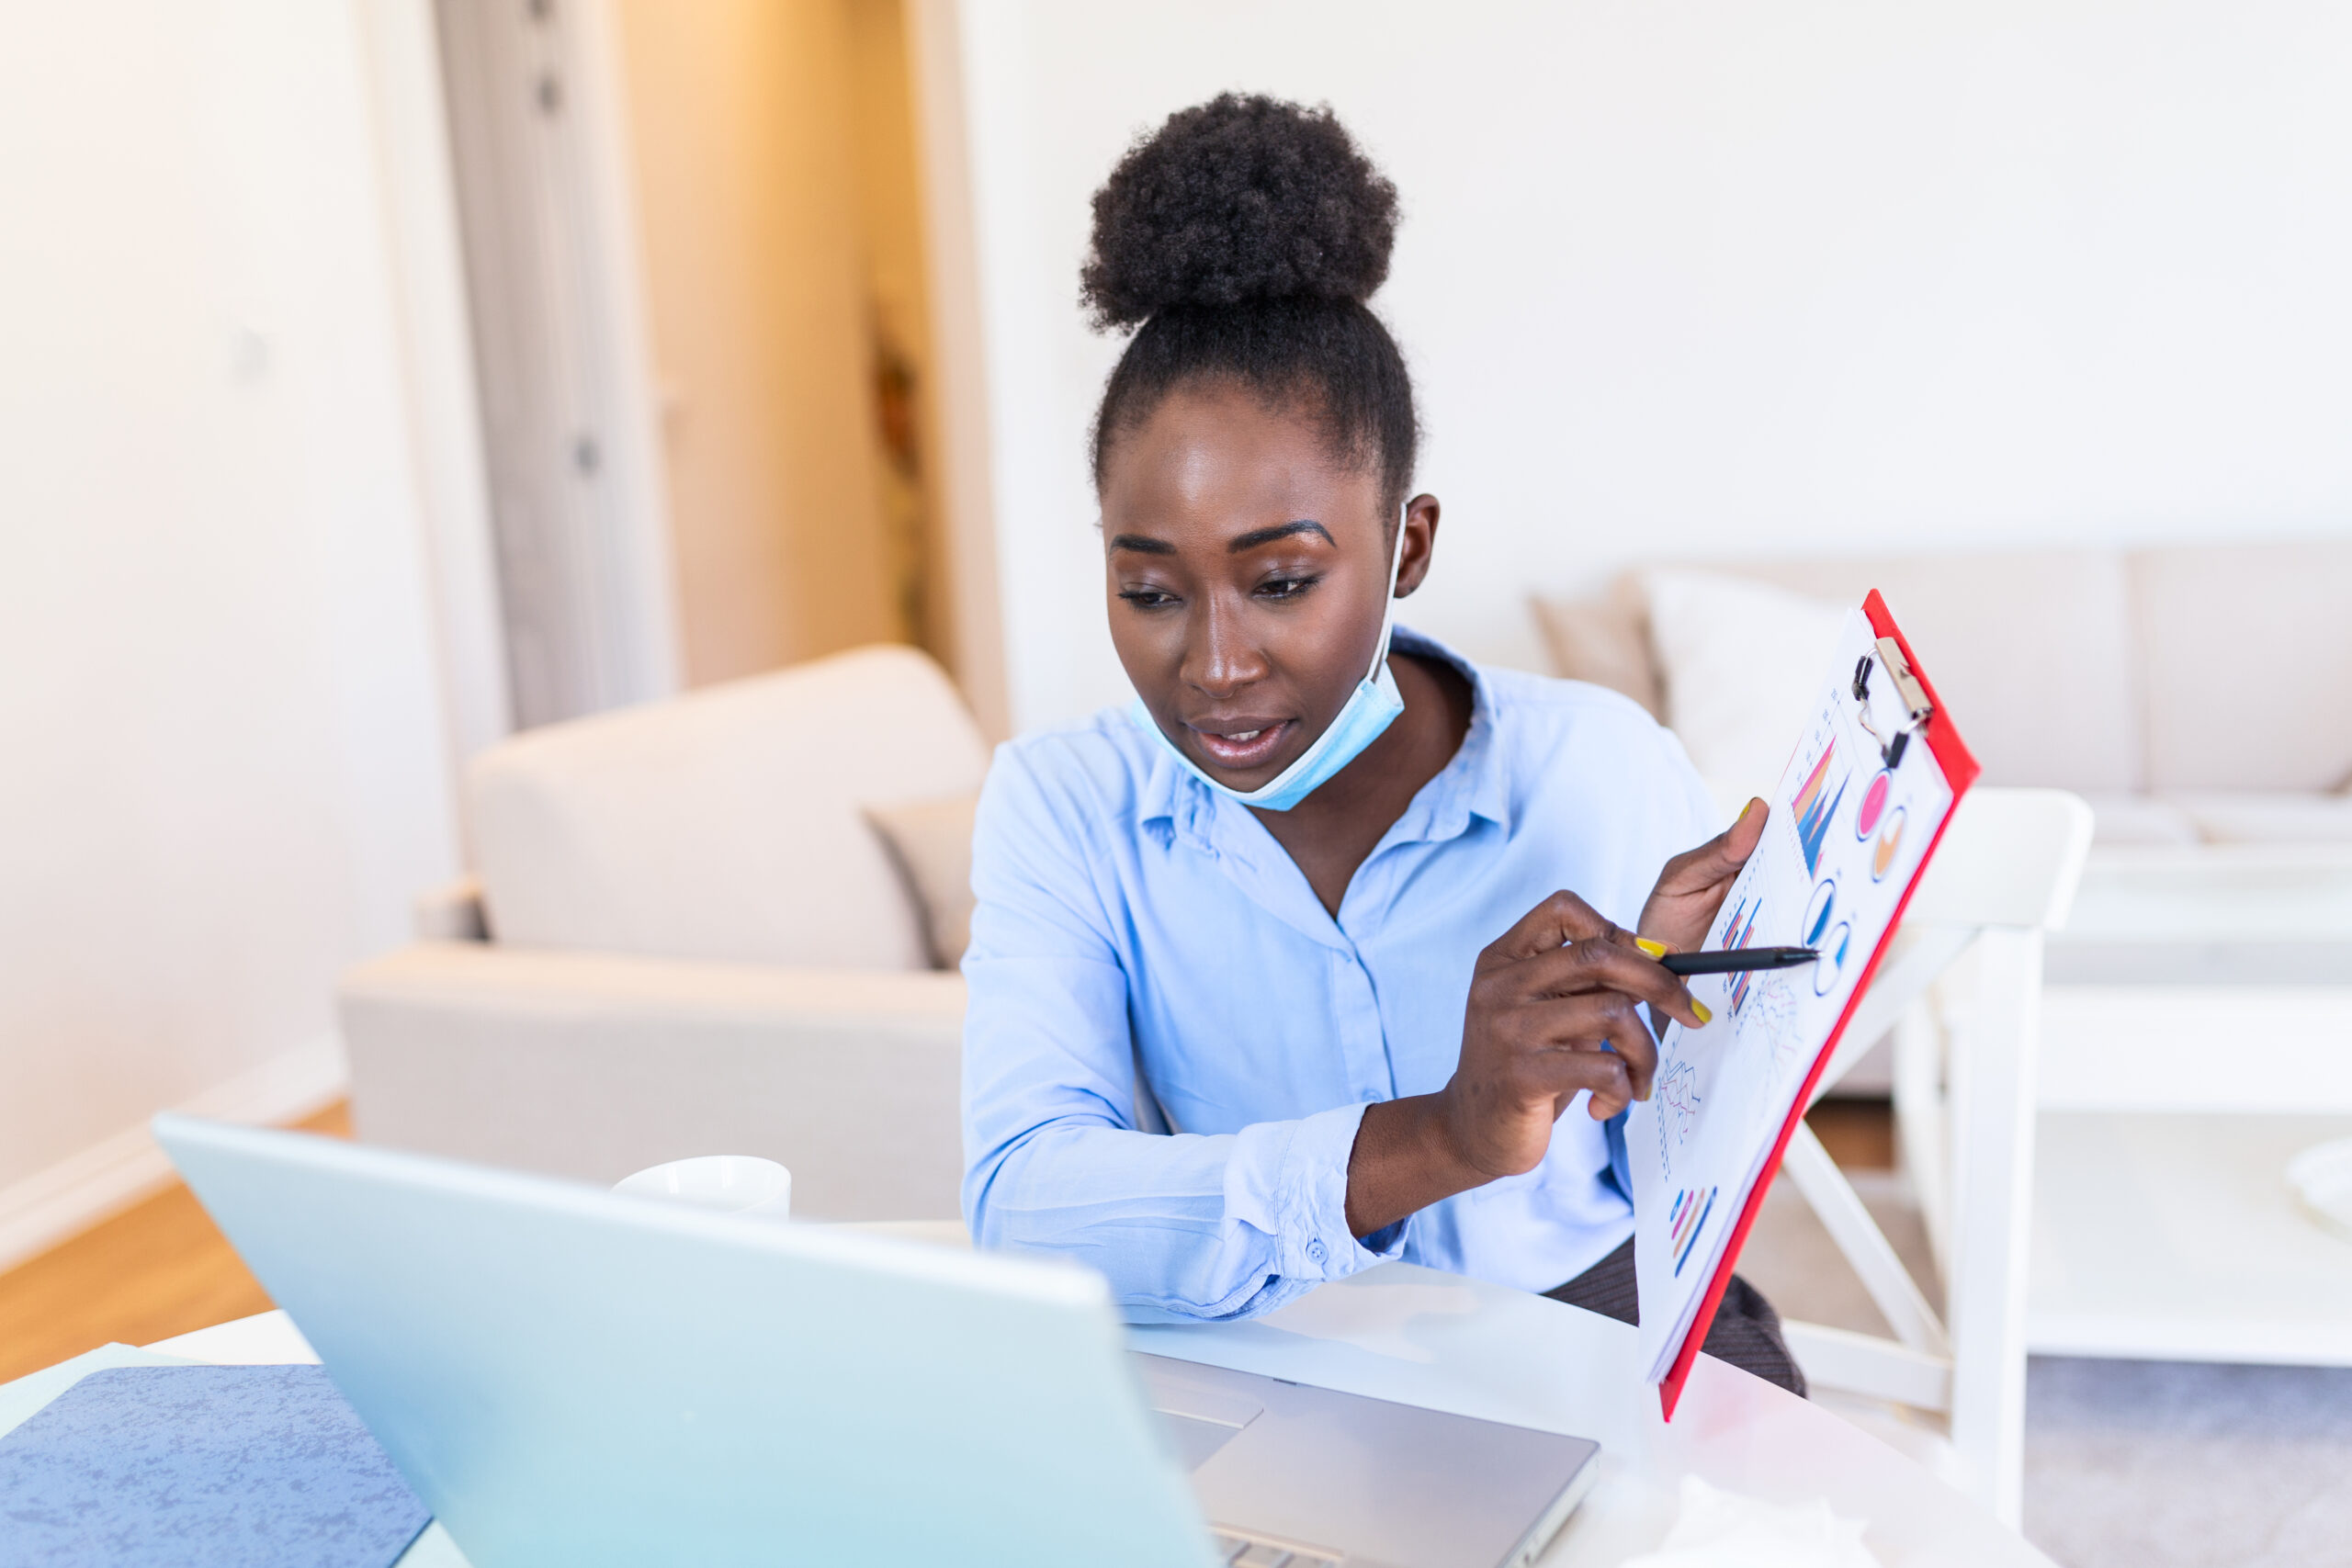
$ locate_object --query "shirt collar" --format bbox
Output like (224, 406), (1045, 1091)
(1135, 625), (1511, 845)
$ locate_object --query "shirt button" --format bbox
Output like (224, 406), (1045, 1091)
(1306, 1238), (1328, 1266)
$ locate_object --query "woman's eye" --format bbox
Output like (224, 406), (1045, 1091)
(1118, 588), (1179, 610)
(1257, 575), (1317, 601)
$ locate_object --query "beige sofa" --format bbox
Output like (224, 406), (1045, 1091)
(339, 645), (985, 1221)
(1532, 538), (2352, 847)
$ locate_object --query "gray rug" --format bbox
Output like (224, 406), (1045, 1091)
(1741, 1170), (2352, 1568)
(2022, 1357), (2352, 1568)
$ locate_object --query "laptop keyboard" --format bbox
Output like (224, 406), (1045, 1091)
(1211, 1530), (1342, 1567)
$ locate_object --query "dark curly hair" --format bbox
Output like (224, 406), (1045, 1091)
(1082, 94), (1419, 514)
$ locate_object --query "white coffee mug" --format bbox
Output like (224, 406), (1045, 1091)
(614, 1155), (792, 1222)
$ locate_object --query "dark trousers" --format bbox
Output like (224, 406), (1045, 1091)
(1544, 1237), (1807, 1397)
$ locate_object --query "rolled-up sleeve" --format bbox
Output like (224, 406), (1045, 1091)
(958, 745), (1401, 1323)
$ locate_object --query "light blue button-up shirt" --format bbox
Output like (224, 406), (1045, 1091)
(961, 629), (1719, 1322)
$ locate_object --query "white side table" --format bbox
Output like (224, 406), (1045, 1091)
(2033, 844), (2352, 1363)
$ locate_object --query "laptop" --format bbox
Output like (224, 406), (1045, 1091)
(154, 1115), (1600, 1568)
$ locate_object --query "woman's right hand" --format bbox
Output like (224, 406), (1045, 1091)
(1439, 890), (1709, 1178)
(1344, 890), (1708, 1235)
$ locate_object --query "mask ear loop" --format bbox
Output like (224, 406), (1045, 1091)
(1366, 501), (1409, 682)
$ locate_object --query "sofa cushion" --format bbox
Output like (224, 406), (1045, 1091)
(863, 791), (981, 968)
(469, 645), (990, 971)
(1529, 577), (1664, 718)
(1643, 570), (1851, 804)
(1680, 549), (2142, 794)
(338, 942), (967, 1216)
(2166, 792), (2352, 845)
(2132, 539), (2352, 793)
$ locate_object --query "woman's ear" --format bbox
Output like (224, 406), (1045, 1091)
(1395, 494), (1442, 597)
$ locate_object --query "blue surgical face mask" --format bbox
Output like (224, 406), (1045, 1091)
(1129, 505), (1408, 812)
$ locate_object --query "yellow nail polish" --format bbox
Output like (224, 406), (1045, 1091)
(1634, 937), (1668, 958)
(1692, 1000), (1713, 1025)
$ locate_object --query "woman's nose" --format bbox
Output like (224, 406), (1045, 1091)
(1181, 592), (1267, 698)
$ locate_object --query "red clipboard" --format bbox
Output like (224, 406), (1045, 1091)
(1657, 591), (1981, 1419)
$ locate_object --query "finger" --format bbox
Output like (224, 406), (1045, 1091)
(1510, 937), (1705, 1028)
(1652, 798), (1769, 897)
(1520, 1049), (1633, 1121)
(1512, 935), (1701, 1019)
(1482, 888), (1615, 963)
(1520, 992), (1661, 1100)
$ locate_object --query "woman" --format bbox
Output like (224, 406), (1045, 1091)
(961, 95), (1800, 1393)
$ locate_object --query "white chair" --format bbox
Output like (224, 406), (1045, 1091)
(338, 645), (986, 1221)
(1774, 787), (2095, 1527)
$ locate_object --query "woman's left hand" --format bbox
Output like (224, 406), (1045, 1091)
(1638, 798), (1768, 954)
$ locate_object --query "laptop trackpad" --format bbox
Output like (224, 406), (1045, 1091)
(1154, 1409), (1248, 1472)
(1145, 1372), (1265, 1472)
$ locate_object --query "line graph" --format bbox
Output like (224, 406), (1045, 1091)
(1737, 970), (1803, 1100)
(1652, 1058), (1704, 1181)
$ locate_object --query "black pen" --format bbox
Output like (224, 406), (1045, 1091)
(1657, 946), (1817, 976)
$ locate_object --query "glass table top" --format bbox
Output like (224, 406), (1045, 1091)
(2044, 845), (2352, 986)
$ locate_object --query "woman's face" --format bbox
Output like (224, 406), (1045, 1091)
(1101, 381), (1437, 791)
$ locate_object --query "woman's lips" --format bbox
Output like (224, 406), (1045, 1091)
(1188, 717), (1294, 771)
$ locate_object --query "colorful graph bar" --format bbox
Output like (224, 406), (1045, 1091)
(1721, 897), (1761, 1012)
(1792, 742), (1849, 877)
(1671, 1187), (1717, 1276)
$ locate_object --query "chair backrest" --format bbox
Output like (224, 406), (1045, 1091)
(468, 646), (989, 971)
(1905, 786), (2097, 931)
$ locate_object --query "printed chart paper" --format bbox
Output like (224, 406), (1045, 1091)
(1626, 599), (1974, 1404)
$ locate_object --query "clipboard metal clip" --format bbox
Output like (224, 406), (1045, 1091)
(1852, 636), (1933, 770)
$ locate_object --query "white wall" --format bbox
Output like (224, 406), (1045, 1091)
(943, 0), (2352, 731)
(0, 1), (472, 1260)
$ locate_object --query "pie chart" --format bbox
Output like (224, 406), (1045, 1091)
(1803, 877), (1837, 948)
(1871, 806), (1908, 881)
(1813, 921), (1852, 996)
(1855, 770), (1892, 839)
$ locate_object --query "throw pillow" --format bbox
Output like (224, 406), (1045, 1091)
(1644, 570), (1853, 807)
(863, 792), (980, 969)
(1530, 581), (1666, 717)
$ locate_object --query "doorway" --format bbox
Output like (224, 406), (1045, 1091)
(435, 0), (953, 727)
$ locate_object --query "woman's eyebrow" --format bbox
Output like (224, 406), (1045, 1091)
(1105, 520), (1333, 556)
(1228, 519), (1334, 552)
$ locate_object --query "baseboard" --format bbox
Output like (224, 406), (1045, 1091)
(0, 1037), (350, 1274)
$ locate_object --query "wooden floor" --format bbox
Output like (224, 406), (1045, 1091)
(1806, 1095), (1897, 1170)
(0, 1101), (350, 1383)
(0, 1098), (1895, 1386)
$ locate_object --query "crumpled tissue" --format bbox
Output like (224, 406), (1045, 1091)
(1619, 1474), (1883, 1568)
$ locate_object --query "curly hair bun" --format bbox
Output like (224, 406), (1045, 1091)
(1081, 94), (1398, 330)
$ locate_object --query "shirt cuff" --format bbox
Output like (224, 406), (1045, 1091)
(1272, 1101), (1408, 1282)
